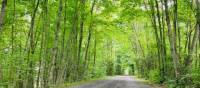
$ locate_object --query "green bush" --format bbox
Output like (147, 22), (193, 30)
(166, 79), (177, 88)
(148, 70), (161, 83)
(191, 71), (200, 88)
(179, 73), (200, 88)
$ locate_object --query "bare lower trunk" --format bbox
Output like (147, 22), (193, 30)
(0, 65), (2, 82)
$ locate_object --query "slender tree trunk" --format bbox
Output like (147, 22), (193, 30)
(149, 0), (162, 80)
(160, 0), (167, 78)
(185, 0), (200, 69)
(0, 64), (2, 83)
(83, 27), (92, 75)
(36, 31), (44, 88)
(0, 0), (7, 31)
(16, 15), (23, 88)
(172, 0), (180, 80)
(60, 0), (67, 61)
(92, 36), (97, 76)
(11, 0), (16, 55)
(9, 0), (16, 87)
(68, 0), (79, 81)
(51, 0), (62, 84)
(42, 0), (49, 87)
(132, 23), (145, 57)
(77, 0), (86, 80)
(27, 1), (40, 88)
(0, 1), (7, 80)
(155, 0), (165, 82)
(83, 0), (96, 78)
(163, 0), (179, 79)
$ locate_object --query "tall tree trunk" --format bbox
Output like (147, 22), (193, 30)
(92, 35), (97, 77)
(83, 0), (96, 78)
(10, 0), (16, 87)
(57, 0), (68, 84)
(163, 0), (179, 79)
(36, 31), (44, 88)
(83, 27), (92, 76)
(60, 0), (67, 61)
(173, 0), (180, 79)
(185, 0), (200, 70)
(77, 0), (86, 80)
(11, 0), (16, 55)
(68, 0), (79, 81)
(0, 1), (7, 78)
(51, 0), (62, 84)
(149, 0), (162, 80)
(160, 0), (167, 77)
(16, 15), (23, 88)
(42, 0), (49, 88)
(0, 64), (2, 83)
(27, 0), (40, 88)
(155, 0), (165, 82)
(0, 0), (7, 31)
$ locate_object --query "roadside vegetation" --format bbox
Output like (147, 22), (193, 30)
(0, 0), (200, 88)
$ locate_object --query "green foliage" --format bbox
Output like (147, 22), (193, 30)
(106, 60), (114, 76)
(166, 79), (177, 88)
(115, 57), (122, 75)
(0, 0), (200, 88)
(148, 70), (161, 83)
(178, 72), (200, 88)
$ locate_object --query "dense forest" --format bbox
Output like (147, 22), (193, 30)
(0, 0), (200, 88)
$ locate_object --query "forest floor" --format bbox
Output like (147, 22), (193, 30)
(67, 76), (165, 88)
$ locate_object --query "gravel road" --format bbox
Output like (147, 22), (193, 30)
(68, 76), (153, 88)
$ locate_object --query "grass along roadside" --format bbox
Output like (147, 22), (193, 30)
(58, 77), (107, 88)
(133, 76), (166, 88)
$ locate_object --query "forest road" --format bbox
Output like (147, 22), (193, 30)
(68, 76), (153, 88)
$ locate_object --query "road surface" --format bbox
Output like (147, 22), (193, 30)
(68, 76), (154, 88)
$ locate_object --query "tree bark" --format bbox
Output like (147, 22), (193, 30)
(163, 0), (179, 79)
(77, 0), (86, 80)
(83, 0), (96, 78)
(185, 0), (200, 69)
(0, 0), (7, 31)
(51, 0), (62, 84)
(27, 0), (40, 88)
(155, 0), (165, 82)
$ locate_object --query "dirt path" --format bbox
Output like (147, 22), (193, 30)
(68, 76), (155, 88)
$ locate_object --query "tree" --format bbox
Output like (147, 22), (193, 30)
(0, 0), (7, 31)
